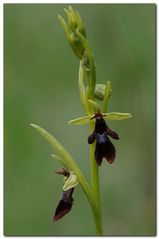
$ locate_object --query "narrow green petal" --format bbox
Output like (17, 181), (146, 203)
(104, 112), (132, 120)
(68, 115), (93, 125)
(63, 172), (79, 191)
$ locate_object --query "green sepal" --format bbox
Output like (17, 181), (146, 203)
(68, 115), (93, 125)
(104, 112), (132, 120)
(88, 100), (101, 114)
(63, 171), (79, 191)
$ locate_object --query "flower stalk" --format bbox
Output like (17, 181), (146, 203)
(78, 46), (102, 234)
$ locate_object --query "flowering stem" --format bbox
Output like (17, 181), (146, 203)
(90, 122), (102, 235)
(59, 6), (103, 235)
(88, 71), (103, 236)
(78, 59), (103, 235)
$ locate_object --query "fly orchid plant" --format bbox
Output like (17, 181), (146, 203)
(31, 6), (132, 235)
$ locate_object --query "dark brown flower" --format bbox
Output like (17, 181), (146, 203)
(53, 168), (74, 222)
(88, 112), (119, 166)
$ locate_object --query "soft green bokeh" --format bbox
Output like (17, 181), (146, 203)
(4, 4), (156, 236)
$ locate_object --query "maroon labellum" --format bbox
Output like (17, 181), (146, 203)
(53, 188), (74, 221)
(88, 112), (119, 166)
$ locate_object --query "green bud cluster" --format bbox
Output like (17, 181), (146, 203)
(58, 6), (86, 60)
(59, 6), (96, 101)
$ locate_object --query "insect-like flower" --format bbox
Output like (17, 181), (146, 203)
(88, 112), (119, 166)
(53, 168), (78, 221)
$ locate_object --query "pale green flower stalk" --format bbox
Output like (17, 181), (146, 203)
(31, 6), (131, 236)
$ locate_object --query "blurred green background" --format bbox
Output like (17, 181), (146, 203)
(4, 4), (156, 236)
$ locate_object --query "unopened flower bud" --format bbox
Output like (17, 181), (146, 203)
(59, 6), (87, 60)
(95, 83), (112, 101)
(95, 84), (106, 100)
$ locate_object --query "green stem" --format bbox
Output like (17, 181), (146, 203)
(90, 122), (102, 235)
(88, 72), (103, 236)
(78, 58), (103, 235)
(89, 123), (99, 201)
